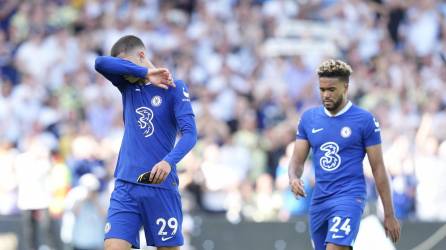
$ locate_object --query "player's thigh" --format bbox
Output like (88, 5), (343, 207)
(326, 243), (351, 250)
(105, 180), (142, 248)
(138, 187), (184, 247)
(158, 247), (180, 250)
(309, 210), (328, 250)
(325, 205), (362, 248)
(104, 238), (132, 250)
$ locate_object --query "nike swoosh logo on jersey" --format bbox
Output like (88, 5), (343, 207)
(161, 236), (173, 241)
(332, 234), (344, 239)
(182, 87), (190, 98)
(312, 128), (324, 133)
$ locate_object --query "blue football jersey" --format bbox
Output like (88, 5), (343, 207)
(95, 56), (197, 191)
(296, 102), (381, 207)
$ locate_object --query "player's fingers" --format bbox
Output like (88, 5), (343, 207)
(388, 229), (394, 242)
(151, 169), (161, 184)
(159, 170), (169, 183)
(391, 230), (397, 243)
(151, 68), (167, 74)
(153, 168), (165, 184)
(154, 82), (169, 89)
(292, 186), (305, 197)
(158, 171), (167, 183)
(149, 168), (158, 182)
(157, 171), (167, 184)
(167, 77), (174, 87)
(393, 228), (400, 242)
(162, 78), (172, 86)
(163, 75), (173, 86)
(292, 182), (306, 197)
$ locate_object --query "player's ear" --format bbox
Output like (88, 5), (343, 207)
(137, 50), (145, 60)
(344, 82), (348, 92)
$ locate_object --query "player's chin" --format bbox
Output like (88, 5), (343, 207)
(323, 102), (334, 110)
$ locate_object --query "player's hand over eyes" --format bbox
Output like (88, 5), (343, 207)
(384, 215), (400, 243)
(146, 68), (175, 89)
(150, 160), (172, 184)
(289, 177), (306, 198)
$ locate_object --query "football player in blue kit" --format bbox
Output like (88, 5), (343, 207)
(94, 35), (197, 250)
(288, 59), (400, 250)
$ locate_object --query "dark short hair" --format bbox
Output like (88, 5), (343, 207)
(317, 59), (353, 83)
(110, 35), (145, 57)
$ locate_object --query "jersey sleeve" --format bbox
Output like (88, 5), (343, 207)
(162, 80), (197, 166)
(173, 80), (194, 117)
(94, 56), (148, 90)
(363, 114), (381, 147)
(296, 112), (308, 140)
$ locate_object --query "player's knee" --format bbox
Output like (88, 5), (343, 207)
(326, 243), (351, 250)
(157, 247), (180, 250)
(104, 238), (132, 250)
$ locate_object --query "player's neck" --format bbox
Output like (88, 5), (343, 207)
(327, 99), (349, 116)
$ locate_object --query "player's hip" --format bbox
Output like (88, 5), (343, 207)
(106, 179), (184, 248)
(114, 164), (180, 191)
(308, 199), (364, 233)
(310, 195), (365, 214)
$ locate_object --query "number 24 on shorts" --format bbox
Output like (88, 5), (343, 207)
(329, 216), (351, 235)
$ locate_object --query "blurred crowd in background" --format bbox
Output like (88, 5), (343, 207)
(1, 0), (446, 249)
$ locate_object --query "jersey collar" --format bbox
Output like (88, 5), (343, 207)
(324, 100), (352, 117)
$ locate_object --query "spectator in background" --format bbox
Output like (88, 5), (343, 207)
(15, 136), (52, 250)
(47, 150), (71, 250)
(0, 140), (18, 216)
(64, 173), (107, 250)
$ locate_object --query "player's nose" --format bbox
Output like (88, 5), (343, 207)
(322, 92), (332, 99)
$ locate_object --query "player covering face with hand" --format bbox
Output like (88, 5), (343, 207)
(95, 35), (197, 250)
(288, 59), (400, 250)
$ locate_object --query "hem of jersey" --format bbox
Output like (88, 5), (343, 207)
(115, 178), (180, 192)
(310, 196), (365, 212)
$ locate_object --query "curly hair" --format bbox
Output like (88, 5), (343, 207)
(317, 59), (353, 83)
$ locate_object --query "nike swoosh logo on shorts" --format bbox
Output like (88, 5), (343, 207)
(332, 234), (344, 239)
(161, 236), (173, 241)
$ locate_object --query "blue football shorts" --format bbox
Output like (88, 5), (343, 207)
(309, 198), (364, 250)
(105, 179), (183, 248)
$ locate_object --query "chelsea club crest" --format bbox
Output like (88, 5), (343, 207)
(151, 96), (162, 107)
(340, 126), (352, 138)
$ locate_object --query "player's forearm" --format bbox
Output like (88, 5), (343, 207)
(95, 56), (148, 78)
(288, 160), (305, 179)
(163, 116), (197, 166)
(372, 164), (395, 217)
